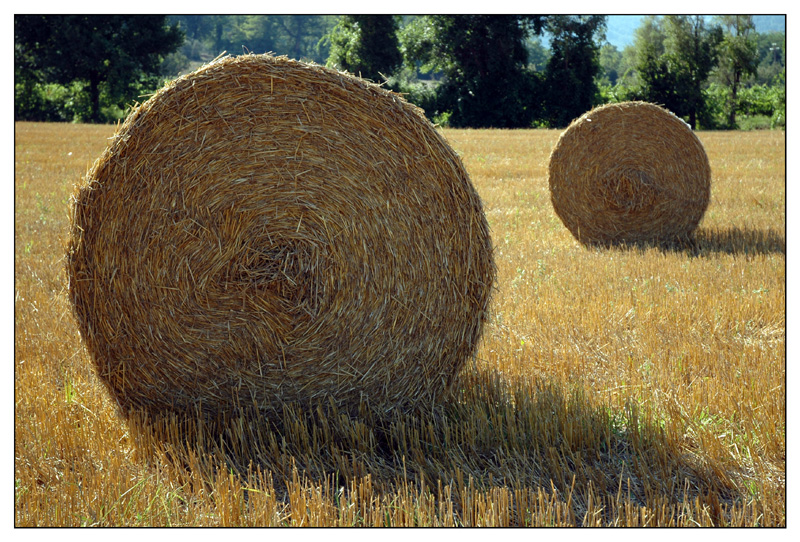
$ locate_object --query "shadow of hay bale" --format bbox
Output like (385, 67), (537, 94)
(694, 226), (785, 256)
(548, 102), (711, 246)
(583, 226), (785, 257)
(66, 53), (495, 424)
(582, 234), (701, 253)
(124, 366), (746, 524)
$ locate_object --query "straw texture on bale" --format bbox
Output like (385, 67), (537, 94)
(66, 54), (495, 419)
(548, 101), (711, 245)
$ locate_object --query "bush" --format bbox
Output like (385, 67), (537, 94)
(15, 80), (91, 122)
(702, 81), (785, 130)
(738, 81), (784, 129)
(597, 82), (636, 104)
(737, 84), (778, 117)
(737, 114), (773, 130)
(432, 110), (452, 127)
(771, 106), (785, 130)
(15, 66), (175, 124)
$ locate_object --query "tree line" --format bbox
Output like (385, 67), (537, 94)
(14, 15), (785, 129)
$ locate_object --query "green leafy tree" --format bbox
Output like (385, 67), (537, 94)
(634, 16), (721, 128)
(15, 15), (183, 122)
(635, 39), (678, 105)
(713, 16), (759, 127)
(173, 15), (216, 42)
(168, 15), (336, 65)
(542, 15), (606, 127)
(238, 16), (283, 54)
(397, 16), (439, 75)
(525, 37), (551, 72)
(632, 18), (681, 114)
(273, 15), (335, 62)
(635, 16), (668, 56)
(403, 15), (545, 128)
(598, 43), (622, 86)
(325, 16), (403, 82)
(664, 16), (722, 128)
(596, 43), (639, 104)
(754, 31), (785, 86)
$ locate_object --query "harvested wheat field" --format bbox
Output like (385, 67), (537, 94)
(15, 119), (785, 526)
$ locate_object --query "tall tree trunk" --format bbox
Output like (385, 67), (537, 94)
(292, 18), (306, 60)
(89, 72), (101, 123)
(729, 70), (740, 128)
(215, 20), (224, 55)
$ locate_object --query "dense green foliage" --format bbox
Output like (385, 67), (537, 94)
(630, 16), (722, 129)
(541, 16), (606, 128)
(714, 16), (760, 128)
(15, 15), (183, 123)
(14, 15), (785, 129)
(598, 15), (783, 130)
(398, 15), (546, 128)
(325, 16), (402, 83)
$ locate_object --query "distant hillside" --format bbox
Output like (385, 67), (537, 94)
(605, 15), (785, 50)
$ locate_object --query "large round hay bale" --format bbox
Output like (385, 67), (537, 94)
(547, 101), (711, 245)
(66, 54), (495, 419)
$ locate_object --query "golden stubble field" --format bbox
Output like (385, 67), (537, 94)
(14, 122), (785, 526)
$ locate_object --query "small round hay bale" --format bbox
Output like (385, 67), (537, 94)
(547, 101), (711, 245)
(66, 54), (494, 419)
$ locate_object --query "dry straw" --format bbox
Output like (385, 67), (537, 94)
(547, 101), (711, 245)
(66, 54), (495, 419)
